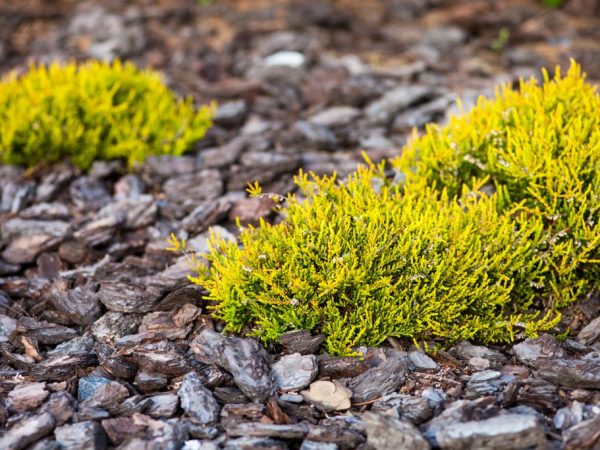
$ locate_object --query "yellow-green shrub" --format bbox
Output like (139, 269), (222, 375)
(393, 60), (599, 309)
(0, 60), (214, 170)
(189, 60), (598, 356)
(194, 164), (562, 356)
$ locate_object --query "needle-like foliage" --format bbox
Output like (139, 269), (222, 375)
(189, 60), (598, 356)
(393, 60), (599, 309)
(194, 164), (564, 356)
(0, 60), (214, 170)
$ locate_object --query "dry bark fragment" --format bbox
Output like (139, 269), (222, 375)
(40, 391), (76, 426)
(348, 355), (408, 403)
(139, 304), (199, 339)
(145, 393), (179, 418)
(134, 370), (168, 393)
(101, 416), (147, 445)
(54, 421), (108, 450)
(30, 354), (97, 382)
(362, 412), (430, 450)
(317, 356), (369, 379)
(96, 281), (162, 313)
(131, 341), (191, 376)
(50, 279), (102, 326)
(7, 382), (49, 413)
(279, 330), (324, 355)
(80, 381), (130, 411)
(435, 414), (544, 450)
(190, 330), (274, 403)
(537, 358), (600, 389)
(178, 372), (220, 424)
(14, 317), (78, 345)
(0, 412), (55, 450)
(563, 415), (600, 450)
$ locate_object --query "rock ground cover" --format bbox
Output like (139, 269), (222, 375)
(1, 0), (600, 449)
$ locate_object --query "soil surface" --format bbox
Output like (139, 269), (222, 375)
(1, 1), (600, 449)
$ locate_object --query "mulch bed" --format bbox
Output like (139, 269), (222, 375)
(1, 0), (600, 448)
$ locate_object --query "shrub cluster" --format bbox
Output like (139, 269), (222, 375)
(192, 61), (599, 356)
(393, 61), (599, 310)
(0, 60), (214, 170)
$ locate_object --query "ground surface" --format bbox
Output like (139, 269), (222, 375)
(1, 0), (600, 449)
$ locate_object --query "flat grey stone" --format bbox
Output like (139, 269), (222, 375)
(272, 353), (318, 391)
(408, 351), (439, 371)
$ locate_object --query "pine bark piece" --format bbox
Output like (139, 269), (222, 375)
(2, 235), (63, 265)
(96, 281), (162, 313)
(214, 386), (250, 404)
(371, 393), (435, 425)
(78, 376), (112, 401)
(190, 330), (274, 403)
(95, 342), (138, 380)
(134, 370), (168, 393)
(47, 335), (95, 357)
(131, 341), (191, 376)
(515, 378), (561, 413)
(40, 392), (76, 427)
(577, 316), (600, 345)
(91, 312), (143, 343)
(145, 393), (179, 419)
(54, 421), (108, 450)
(348, 355), (408, 403)
(408, 351), (439, 371)
(0, 314), (17, 342)
(435, 414), (544, 450)
(451, 342), (507, 366)
(29, 354), (98, 382)
(464, 370), (516, 401)
(178, 372), (220, 424)
(96, 195), (157, 229)
(7, 382), (49, 413)
(137, 414), (188, 449)
(14, 317), (78, 345)
(223, 437), (288, 450)
(139, 304), (199, 339)
(101, 417), (147, 446)
(537, 358), (600, 389)
(0, 412), (55, 450)
(163, 169), (224, 202)
(279, 330), (325, 355)
(50, 279), (102, 326)
(306, 419), (366, 449)
(317, 356), (369, 379)
(362, 412), (431, 450)
(563, 415), (600, 450)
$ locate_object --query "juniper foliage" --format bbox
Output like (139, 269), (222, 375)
(393, 60), (599, 309)
(189, 61), (599, 356)
(0, 60), (214, 170)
